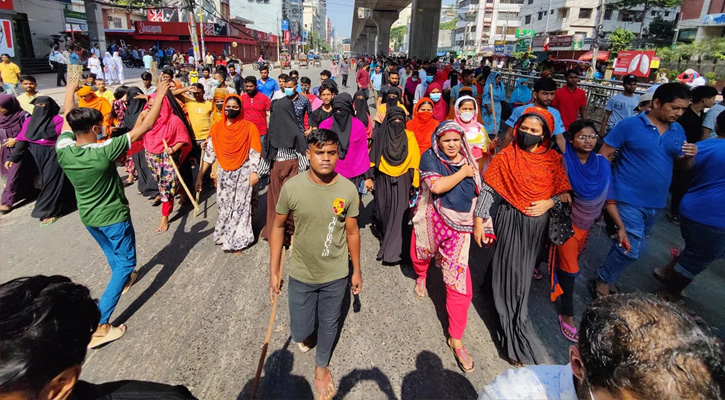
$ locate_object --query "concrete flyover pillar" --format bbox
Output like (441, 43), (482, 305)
(373, 11), (399, 56)
(408, 0), (442, 60)
(353, 33), (368, 55)
(364, 26), (377, 55)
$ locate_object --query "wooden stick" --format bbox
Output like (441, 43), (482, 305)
(161, 139), (200, 216)
(251, 238), (290, 400)
(489, 84), (498, 137)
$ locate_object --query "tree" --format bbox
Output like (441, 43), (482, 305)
(647, 16), (675, 39)
(608, 28), (636, 56)
(390, 25), (407, 51)
(609, 0), (682, 48)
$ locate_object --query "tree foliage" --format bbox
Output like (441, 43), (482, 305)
(439, 20), (457, 31)
(657, 38), (725, 62)
(647, 16), (675, 38)
(608, 28), (635, 55)
(609, 0), (682, 10)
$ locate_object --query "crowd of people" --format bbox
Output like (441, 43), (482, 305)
(0, 53), (723, 400)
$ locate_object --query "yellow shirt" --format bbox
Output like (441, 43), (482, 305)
(17, 92), (42, 114)
(0, 62), (21, 84)
(96, 90), (115, 105)
(184, 97), (213, 140)
(375, 129), (421, 188)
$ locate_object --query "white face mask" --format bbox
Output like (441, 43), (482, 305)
(460, 111), (475, 122)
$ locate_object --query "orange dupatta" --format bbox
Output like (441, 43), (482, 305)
(210, 89), (227, 125)
(77, 86), (112, 127)
(209, 94), (262, 171)
(406, 98), (439, 153)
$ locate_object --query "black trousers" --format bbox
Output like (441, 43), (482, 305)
(342, 74), (348, 87)
(54, 62), (66, 86)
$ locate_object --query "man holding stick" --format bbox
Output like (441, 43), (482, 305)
(56, 79), (169, 348)
(269, 128), (363, 400)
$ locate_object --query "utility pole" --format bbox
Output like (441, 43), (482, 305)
(83, 0), (106, 53)
(199, 8), (206, 64)
(591, 0), (606, 75)
(185, 0), (201, 66)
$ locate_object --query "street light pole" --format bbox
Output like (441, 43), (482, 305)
(277, 10), (283, 73)
(591, 0), (605, 75)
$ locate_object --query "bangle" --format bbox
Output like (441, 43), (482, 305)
(551, 195), (561, 207)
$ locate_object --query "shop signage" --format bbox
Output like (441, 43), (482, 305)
(0, 0), (13, 11)
(572, 34), (584, 50)
(148, 8), (179, 23)
(0, 19), (13, 56)
(64, 9), (87, 25)
(613, 50), (656, 77)
(494, 45), (504, 54)
(135, 21), (226, 36)
(548, 35), (572, 48)
(281, 19), (289, 31)
(284, 30), (290, 45)
(515, 29), (534, 38)
(703, 13), (725, 25)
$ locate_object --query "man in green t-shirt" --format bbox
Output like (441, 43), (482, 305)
(56, 80), (168, 349)
(270, 129), (362, 400)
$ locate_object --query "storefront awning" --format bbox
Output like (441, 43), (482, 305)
(105, 29), (134, 34)
(578, 50), (609, 62)
(204, 36), (255, 45)
(135, 35), (180, 41)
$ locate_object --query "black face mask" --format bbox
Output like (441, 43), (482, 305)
(517, 130), (543, 148)
(215, 103), (224, 111)
(386, 96), (398, 108)
(225, 108), (241, 119)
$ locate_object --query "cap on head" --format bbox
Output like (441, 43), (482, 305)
(623, 74), (638, 84)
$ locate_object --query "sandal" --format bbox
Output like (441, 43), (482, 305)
(313, 369), (336, 400)
(447, 338), (475, 373)
(88, 324), (126, 349)
(558, 315), (578, 343)
(0, 205), (11, 214)
(40, 217), (59, 226)
(414, 277), (426, 298)
(122, 270), (138, 295)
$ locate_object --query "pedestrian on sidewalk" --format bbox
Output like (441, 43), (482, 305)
(552, 69), (588, 131)
(87, 53), (104, 81)
(56, 80), (168, 348)
(113, 51), (125, 84)
(0, 54), (21, 95)
(17, 75), (43, 114)
(600, 74), (639, 137)
(49, 45), (68, 86)
(0, 95), (31, 214)
(411, 121), (481, 373)
(340, 57), (349, 88)
(269, 128), (363, 400)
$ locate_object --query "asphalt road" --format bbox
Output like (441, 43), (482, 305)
(2, 65), (723, 399)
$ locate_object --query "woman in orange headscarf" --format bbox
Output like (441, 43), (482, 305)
(473, 107), (571, 367)
(77, 86), (112, 136)
(211, 88), (227, 125)
(195, 94), (261, 252)
(406, 97), (439, 153)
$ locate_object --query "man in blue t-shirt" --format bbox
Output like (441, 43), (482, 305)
(593, 83), (698, 298)
(502, 78), (567, 151)
(600, 74), (639, 136)
(256, 65), (279, 99)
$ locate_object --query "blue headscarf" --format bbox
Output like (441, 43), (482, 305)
(509, 78), (532, 105)
(482, 71), (505, 104)
(419, 121), (482, 215)
(563, 141), (611, 201)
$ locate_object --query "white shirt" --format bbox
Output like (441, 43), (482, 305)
(413, 81), (428, 104)
(478, 364), (577, 400)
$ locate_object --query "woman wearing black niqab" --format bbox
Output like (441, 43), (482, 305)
(124, 87), (161, 201)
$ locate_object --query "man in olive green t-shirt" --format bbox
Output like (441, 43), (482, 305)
(56, 80), (168, 349)
(269, 128), (362, 400)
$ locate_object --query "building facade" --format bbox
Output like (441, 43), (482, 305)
(455, 0), (524, 56)
(230, 0), (283, 37)
(678, 0), (725, 42)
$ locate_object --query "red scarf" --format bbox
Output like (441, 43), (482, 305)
(406, 98), (438, 153)
(424, 82), (449, 121)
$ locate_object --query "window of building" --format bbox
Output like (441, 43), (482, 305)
(664, 11), (670, 16)
(604, 8), (613, 20)
(558, 8), (568, 19)
(528, 0), (533, 4)
(538, 11), (543, 20)
(525, 14), (531, 24)
(579, 8), (592, 19)
(544, 11), (547, 15)
(507, 26), (516, 34)
(619, 10), (643, 22)
(651, 11), (657, 16)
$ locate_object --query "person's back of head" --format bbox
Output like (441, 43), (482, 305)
(691, 85), (718, 104)
(578, 293), (723, 400)
(0, 275), (99, 398)
(715, 110), (725, 137)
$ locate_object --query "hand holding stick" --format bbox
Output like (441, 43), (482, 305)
(162, 139), (200, 217)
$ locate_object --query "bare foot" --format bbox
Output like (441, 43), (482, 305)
(156, 216), (169, 233)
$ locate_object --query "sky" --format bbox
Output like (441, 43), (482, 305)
(328, 0), (457, 39)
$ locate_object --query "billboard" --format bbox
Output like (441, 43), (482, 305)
(613, 50), (656, 77)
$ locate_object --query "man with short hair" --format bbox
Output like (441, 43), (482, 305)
(502, 78), (567, 151)
(414, 66), (437, 104)
(552, 69), (588, 131)
(205, 52), (214, 70)
(94, 78), (115, 104)
(49, 45), (68, 86)
(340, 58), (349, 88)
(213, 70), (235, 95)
(140, 71), (156, 95)
(600, 74), (639, 136)
(228, 64), (242, 94)
(142, 51), (153, 71)
(699, 86), (725, 139)
(0, 275), (197, 399)
(16, 75), (42, 114)
(0, 54), (21, 95)
(270, 128), (362, 400)
(594, 83), (697, 298)
(257, 65), (279, 99)
(479, 293), (722, 400)
(313, 70), (332, 96)
(355, 63), (370, 99)
(242, 75), (271, 143)
(450, 69), (477, 108)
(183, 83), (213, 146)
(56, 80), (168, 348)
(271, 73), (289, 101)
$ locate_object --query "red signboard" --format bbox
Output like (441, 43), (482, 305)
(284, 30), (290, 45)
(0, 0), (13, 11)
(613, 50), (656, 77)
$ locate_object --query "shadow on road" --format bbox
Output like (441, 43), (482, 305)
(237, 338), (313, 400)
(111, 214), (213, 325)
(335, 367), (396, 399)
(400, 350), (478, 400)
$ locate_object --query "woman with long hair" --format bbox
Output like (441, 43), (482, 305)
(0, 95), (31, 214)
(406, 97), (439, 154)
(369, 106), (421, 264)
(453, 96), (494, 171)
(7, 96), (74, 224)
(411, 121), (481, 373)
(473, 107), (571, 366)
(195, 95), (261, 251)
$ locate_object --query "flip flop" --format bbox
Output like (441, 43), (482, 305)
(414, 277), (426, 298)
(88, 324), (126, 349)
(448, 338), (475, 373)
(313, 369), (336, 400)
(297, 342), (312, 353)
(558, 315), (579, 343)
(40, 217), (59, 226)
(0, 205), (11, 214)
(122, 270), (138, 295)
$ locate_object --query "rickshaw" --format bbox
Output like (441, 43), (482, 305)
(280, 52), (291, 69)
(299, 52), (308, 68)
(313, 54), (322, 68)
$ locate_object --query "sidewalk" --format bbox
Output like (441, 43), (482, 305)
(32, 68), (148, 107)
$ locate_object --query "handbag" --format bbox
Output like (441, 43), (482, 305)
(548, 199), (574, 246)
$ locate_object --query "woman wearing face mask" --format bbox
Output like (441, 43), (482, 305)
(0, 96), (32, 215)
(373, 86), (408, 124)
(411, 121), (481, 373)
(195, 95), (261, 252)
(369, 106), (421, 264)
(211, 88), (227, 125)
(454, 96), (493, 171)
(482, 71), (506, 137)
(142, 94), (191, 233)
(6, 96), (74, 224)
(406, 98), (439, 153)
(353, 89), (373, 139)
(404, 71), (419, 115)
(318, 93), (372, 195)
(473, 108), (571, 367)
(424, 82), (449, 122)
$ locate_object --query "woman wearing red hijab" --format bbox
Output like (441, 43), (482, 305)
(406, 97), (438, 153)
(424, 82), (449, 122)
(473, 107), (571, 367)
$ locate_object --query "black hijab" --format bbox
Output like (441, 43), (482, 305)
(165, 91), (196, 145)
(384, 86), (402, 108)
(264, 96), (307, 161)
(122, 87), (146, 131)
(24, 96), (60, 142)
(353, 89), (369, 127)
(331, 93), (354, 159)
(372, 106), (408, 167)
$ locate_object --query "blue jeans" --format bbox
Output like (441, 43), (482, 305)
(86, 219), (137, 324)
(675, 216), (725, 279)
(597, 202), (660, 284)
